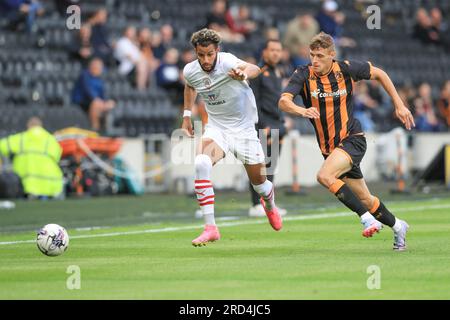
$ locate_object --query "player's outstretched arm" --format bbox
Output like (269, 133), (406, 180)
(370, 66), (415, 130)
(182, 84), (197, 137)
(228, 62), (261, 81)
(278, 93), (320, 119)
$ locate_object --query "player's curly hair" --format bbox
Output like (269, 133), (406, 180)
(309, 32), (335, 51)
(190, 28), (222, 48)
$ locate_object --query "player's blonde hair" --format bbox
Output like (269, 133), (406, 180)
(190, 28), (221, 48)
(309, 32), (335, 51)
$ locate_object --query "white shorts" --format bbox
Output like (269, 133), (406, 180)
(202, 125), (265, 165)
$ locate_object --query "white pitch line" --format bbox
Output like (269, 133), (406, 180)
(0, 203), (449, 246)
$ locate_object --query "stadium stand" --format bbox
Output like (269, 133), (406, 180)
(0, 0), (448, 137)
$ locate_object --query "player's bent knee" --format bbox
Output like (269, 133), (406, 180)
(195, 154), (213, 177)
(316, 171), (334, 188)
(251, 176), (266, 186)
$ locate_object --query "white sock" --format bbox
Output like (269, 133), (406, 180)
(252, 179), (275, 210)
(194, 154), (216, 225)
(204, 213), (216, 225)
(392, 218), (402, 232)
(361, 212), (375, 223)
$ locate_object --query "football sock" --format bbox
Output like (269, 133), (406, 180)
(392, 218), (403, 233)
(249, 174), (274, 206)
(369, 196), (396, 228)
(194, 154), (215, 225)
(360, 212), (375, 223)
(252, 179), (275, 210)
(329, 179), (368, 217)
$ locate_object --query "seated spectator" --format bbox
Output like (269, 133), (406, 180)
(437, 80), (450, 128)
(205, 0), (228, 29)
(205, 0), (243, 43)
(115, 26), (150, 90)
(156, 48), (184, 106)
(430, 7), (450, 50)
(430, 7), (448, 33)
(225, 4), (257, 38)
(254, 27), (280, 62)
(279, 48), (295, 88)
(138, 27), (159, 73)
(177, 47), (195, 70)
(264, 27), (280, 41)
(152, 24), (174, 60)
(0, 0), (44, 33)
(366, 81), (392, 130)
(315, 1), (355, 52)
(71, 58), (115, 131)
(69, 24), (93, 66)
(88, 9), (113, 65)
(294, 45), (310, 67)
(315, 1), (343, 40)
(283, 13), (319, 64)
(353, 82), (376, 132)
(413, 8), (442, 46)
(0, 117), (63, 199)
(413, 82), (442, 132)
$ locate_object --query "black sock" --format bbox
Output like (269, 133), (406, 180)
(370, 199), (396, 227)
(329, 180), (368, 217)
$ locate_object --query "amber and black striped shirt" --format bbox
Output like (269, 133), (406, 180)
(282, 60), (372, 156)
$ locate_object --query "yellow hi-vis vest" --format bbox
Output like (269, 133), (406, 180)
(0, 126), (63, 197)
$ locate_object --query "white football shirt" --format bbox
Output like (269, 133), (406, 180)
(183, 52), (258, 131)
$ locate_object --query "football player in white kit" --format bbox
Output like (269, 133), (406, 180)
(182, 28), (282, 246)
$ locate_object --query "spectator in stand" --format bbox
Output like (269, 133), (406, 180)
(437, 80), (450, 129)
(315, 0), (355, 51)
(71, 58), (115, 131)
(366, 81), (392, 130)
(278, 48), (295, 88)
(88, 8), (113, 65)
(152, 24), (174, 60)
(205, 0), (228, 29)
(156, 48), (184, 106)
(254, 27), (281, 62)
(283, 13), (319, 65)
(315, 1), (343, 39)
(115, 26), (150, 90)
(430, 7), (450, 50)
(69, 24), (93, 66)
(225, 4), (257, 39)
(294, 45), (310, 67)
(205, 0), (243, 43)
(430, 7), (447, 33)
(413, 82), (442, 132)
(0, 0), (44, 33)
(138, 27), (159, 73)
(353, 81), (376, 132)
(413, 8), (442, 46)
(177, 47), (195, 70)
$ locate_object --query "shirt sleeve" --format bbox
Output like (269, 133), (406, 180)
(345, 60), (372, 81)
(221, 52), (245, 72)
(282, 68), (306, 97)
(182, 64), (194, 87)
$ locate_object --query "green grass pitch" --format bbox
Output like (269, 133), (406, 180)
(1, 185), (450, 299)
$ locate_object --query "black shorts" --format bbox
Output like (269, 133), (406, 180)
(80, 100), (91, 113)
(324, 134), (367, 179)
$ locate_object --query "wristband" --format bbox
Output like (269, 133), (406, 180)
(183, 110), (192, 117)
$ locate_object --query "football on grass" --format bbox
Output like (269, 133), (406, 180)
(36, 224), (69, 256)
